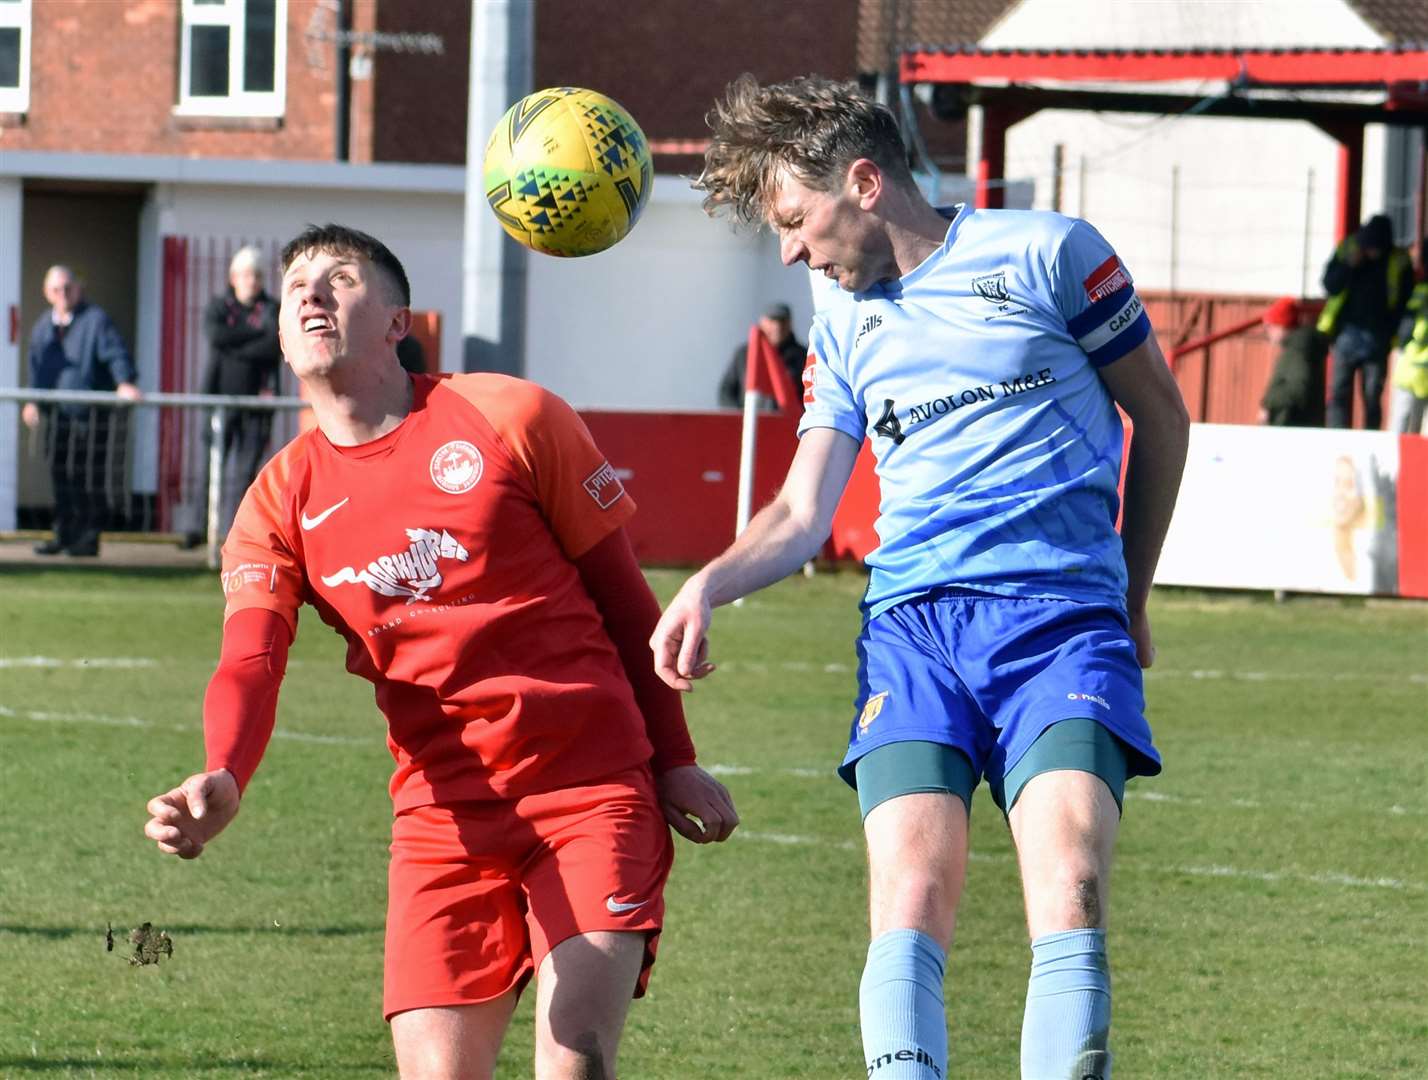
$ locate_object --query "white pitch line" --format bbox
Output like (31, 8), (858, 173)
(0, 656), (158, 669)
(1167, 863), (1425, 893)
(0, 703), (370, 747)
(1148, 668), (1428, 685)
(7, 703), (1420, 892)
(8, 708), (1423, 820)
(7, 656), (1423, 684)
(651, 659), (1428, 685)
(734, 830), (1424, 893)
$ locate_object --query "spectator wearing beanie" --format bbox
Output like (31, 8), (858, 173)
(1259, 297), (1328, 427)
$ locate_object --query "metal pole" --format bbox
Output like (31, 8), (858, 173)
(206, 406), (226, 570)
(732, 391), (761, 607)
(1051, 143), (1064, 214)
(1302, 167), (1315, 298)
(1078, 153), (1087, 218)
(335, 0), (351, 161)
(463, 0), (532, 375)
(1169, 164), (1180, 298)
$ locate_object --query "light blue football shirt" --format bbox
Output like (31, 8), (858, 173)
(798, 205), (1152, 617)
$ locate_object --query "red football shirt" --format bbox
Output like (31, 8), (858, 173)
(220, 373), (653, 810)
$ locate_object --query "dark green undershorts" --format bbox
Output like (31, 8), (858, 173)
(853, 719), (1129, 820)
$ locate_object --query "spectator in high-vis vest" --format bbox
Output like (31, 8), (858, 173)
(1318, 214), (1413, 429)
(1389, 278), (1428, 436)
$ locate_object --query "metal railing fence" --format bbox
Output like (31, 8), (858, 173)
(1, 388), (309, 568)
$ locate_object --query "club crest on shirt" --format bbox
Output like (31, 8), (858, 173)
(858, 690), (889, 733)
(972, 271), (1010, 305)
(972, 270), (1028, 319)
(320, 528), (469, 602)
(430, 440), (483, 494)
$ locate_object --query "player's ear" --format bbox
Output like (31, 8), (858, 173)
(847, 158), (882, 210)
(389, 306), (412, 344)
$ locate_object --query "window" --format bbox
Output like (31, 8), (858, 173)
(0, 0), (31, 114)
(177, 0), (286, 117)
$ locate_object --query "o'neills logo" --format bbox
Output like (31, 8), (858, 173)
(867, 1046), (941, 1077)
(321, 527), (469, 602)
(430, 440), (483, 494)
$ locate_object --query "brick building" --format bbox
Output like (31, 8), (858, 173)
(0, 0), (880, 532)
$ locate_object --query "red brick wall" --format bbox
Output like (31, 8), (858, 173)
(532, 0), (861, 174)
(1, 1), (885, 168)
(370, 1), (470, 165)
(347, 0), (378, 163)
(4, 0), (336, 159)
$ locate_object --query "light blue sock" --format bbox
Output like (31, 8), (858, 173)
(1020, 928), (1112, 1080)
(859, 928), (948, 1079)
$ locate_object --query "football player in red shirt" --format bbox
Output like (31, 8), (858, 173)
(144, 223), (738, 1079)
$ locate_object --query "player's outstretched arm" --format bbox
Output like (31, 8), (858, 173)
(144, 769), (240, 859)
(651, 427), (860, 690)
(1097, 334), (1190, 668)
(143, 608), (292, 857)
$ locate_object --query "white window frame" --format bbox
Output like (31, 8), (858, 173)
(0, 0), (31, 114)
(175, 0), (287, 118)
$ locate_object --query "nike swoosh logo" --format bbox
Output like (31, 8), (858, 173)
(605, 895), (647, 914)
(300, 497), (349, 531)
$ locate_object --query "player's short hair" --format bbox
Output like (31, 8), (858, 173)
(280, 223), (411, 306)
(695, 73), (916, 227)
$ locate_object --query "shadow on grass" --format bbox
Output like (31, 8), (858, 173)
(0, 923), (381, 940)
(0, 1057), (390, 1073)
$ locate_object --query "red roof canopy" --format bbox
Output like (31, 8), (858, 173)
(902, 46), (1428, 89)
(898, 46), (1427, 237)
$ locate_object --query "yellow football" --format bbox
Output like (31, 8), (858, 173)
(483, 87), (653, 258)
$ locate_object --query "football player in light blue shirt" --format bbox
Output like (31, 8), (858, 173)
(652, 75), (1190, 1080)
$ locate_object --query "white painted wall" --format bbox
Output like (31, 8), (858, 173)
(975, 0), (1397, 297)
(165, 175), (809, 411)
(524, 176), (815, 409)
(164, 184), (468, 375)
(984, 0), (1381, 49)
(0, 177), (21, 530)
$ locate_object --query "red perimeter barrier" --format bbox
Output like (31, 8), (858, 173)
(582, 414), (1129, 568)
(1397, 435), (1428, 599)
(579, 410), (800, 564)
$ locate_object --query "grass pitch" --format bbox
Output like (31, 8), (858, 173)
(0, 564), (1424, 1078)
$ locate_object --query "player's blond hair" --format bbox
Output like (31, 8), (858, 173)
(695, 74), (915, 227)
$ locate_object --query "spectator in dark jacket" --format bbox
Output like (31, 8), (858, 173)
(718, 302), (807, 409)
(1258, 297), (1327, 428)
(202, 246), (282, 537)
(22, 265), (140, 557)
(1318, 214), (1413, 428)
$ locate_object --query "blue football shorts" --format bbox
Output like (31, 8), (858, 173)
(839, 589), (1161, 808)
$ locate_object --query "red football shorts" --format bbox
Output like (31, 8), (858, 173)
(383, 764), (674, 1020)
